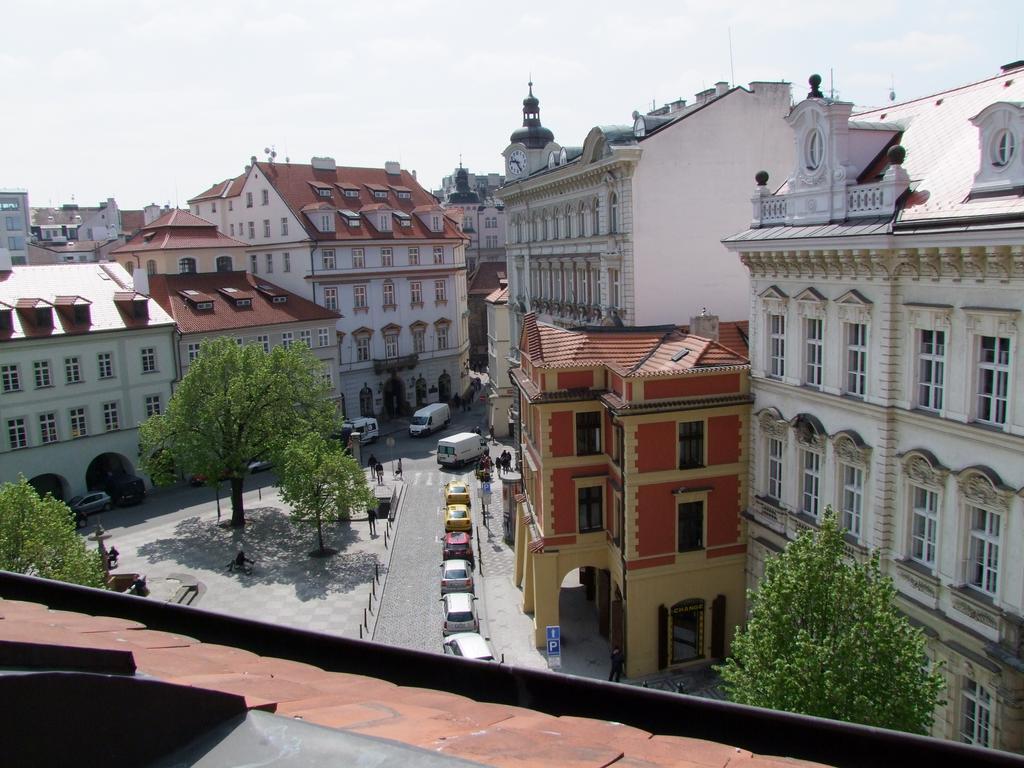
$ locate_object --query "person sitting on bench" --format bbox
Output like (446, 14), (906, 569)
(230, 550), (254, 572)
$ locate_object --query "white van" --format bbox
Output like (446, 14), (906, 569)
(342, 417), (379, 444)
(410, 402), (450, 437)
(437, 432), (486, 468)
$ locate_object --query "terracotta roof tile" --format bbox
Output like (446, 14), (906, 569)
(112, 209), (248, 254)
(469, 261), (508, 294)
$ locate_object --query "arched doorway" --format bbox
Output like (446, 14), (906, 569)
(438, 371), (451, 402)
(554, 566), (615, 677)
(415, 376), (427, 408)
(85, 452), (135, 492)
(359, 383), (374, 417)
(383, 375), (405, 417)
(29, 473), (69, 502)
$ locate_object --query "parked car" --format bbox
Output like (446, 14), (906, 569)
(105, 475), (146, 506)
(443, 504), (472, 533)
(341, 417), (379, 444)
(442, 632), (494, 661)
(442, 531), (475, 567)
(440, 559), (474, 594)
(441, 592), (479, 635)
(68, 491), (112, 526)
(436, 432), (486, 468)
(247, 458), (273, 472)
(409, 403), (450, 437)
(443, 481), (471, 508)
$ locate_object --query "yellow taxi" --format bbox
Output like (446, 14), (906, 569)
(443, 481), (471, 508)
(444, 503), (472, 533)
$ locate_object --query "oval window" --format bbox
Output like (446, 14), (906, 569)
(806, 129), (824, 171)
(992, 129), (1016, 168)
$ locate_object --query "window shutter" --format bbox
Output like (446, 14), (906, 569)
(657, 604), (668, 670)
(711, 594), (727, 659)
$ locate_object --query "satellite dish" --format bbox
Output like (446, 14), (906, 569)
(264, 147), (270, 154)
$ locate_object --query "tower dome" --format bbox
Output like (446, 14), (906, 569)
(510, 81), (555, 148)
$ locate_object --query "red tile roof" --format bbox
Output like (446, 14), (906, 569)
(469, 261), (508, 295)
(485, 283), (509, 304)
(113, 209), (248, 254)
(0, 263), (174, 340)
(146, 271), (339, 334)
(120, 209), (146, 233)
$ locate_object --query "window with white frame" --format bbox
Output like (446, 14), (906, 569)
(408, 247), (419, 265)
(281, 217), (288, 236)
(356, 336), (370, 362)
(384, 334), (399, 358)
(228, 200), (233, 211)
(97, 352), (114, 379)
(187, 343), (201, 363)
(250, 254), (258, 274)
(39, 412), (57, 444)
(145, 394), (162, 417)
(70, 407), (87, 438)
(322, 250), (336, 270)
(283, 252), (291, 272)
(801, 449), (821, 518)
(381, 248), (393, 267)
(320, 214), (331, 231)
(591, 198), (600, 234)
(299, 329), (312, 347)
(261, 189), (269, 206)
(281, 331), (293, 349)
(383, 282), (395, 307)
(103, 401), (120, 432)
(265, 253), (273, 273)
(976, 335), (1010, 425)
(433, 246), (444, 264)
(7, 417), (27, 449)
(263, 219), (270, 237)
(610, 193), (618, 233)
(257, 335), (270, 353)
(246, 191), (253, 208)
(840, 464), (863, 537)
(968, 506), (1001, 596)
(352, 248), (364, 268)
(845, 322), (867, 396)
(960, 679), (992, 747)
(317, 327), (330, 347)
(768, 314), (786, 377)
(910, 486), (938, 568)
(432, 215), (441, 231)
(323, 287), (338, 311)
(141, 347), (157, 374)
(437, 325), (449, 350)
(578, 207), (586, 237)
(804, 318), (823, 388)
(33, 360), (52, 388)
(354, 285), (367, 309)
(767, 437), (783, 500)
(413, 328), (425, 353)
(608, 268), (620, 308)
(248, 221), (255, 239)
(918, 330), (946, 411)
(434, 280), (447, 302)
(65, 357), (81, 384)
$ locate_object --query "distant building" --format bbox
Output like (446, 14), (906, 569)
(187, 157), (470, 418)
(1, 188), (30, 265)
(0, 254), (176, 500)
(111, 208), (249, 278)
(436, 167), (505, 204)
(440, 165), (506, 273)
(467, 261), (507, 371)
(31, 197), (145, 245)
(510, 312), (751, 677)
(484, 280), (513, 437)
(26, 239), (121, 265)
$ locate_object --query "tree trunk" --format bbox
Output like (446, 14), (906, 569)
(230, 477), (245, 527)
(316, 516), (325, 554)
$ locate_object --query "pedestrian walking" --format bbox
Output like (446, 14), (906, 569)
(375, 461), (384, 485)
(453, 393), (461, 411)
(395, 458), (403, 478)
(367, 506), (377, 536)
(609, 646), (625, 682)
(489, 424), (495, 444)
(366, 453), (377, 469)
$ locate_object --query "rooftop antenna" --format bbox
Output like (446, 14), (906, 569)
(263, 146), (277, 164)
(728, 27), (735, 87)
(829, 68), (835, 100)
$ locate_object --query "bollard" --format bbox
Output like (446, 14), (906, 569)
(359, 625), (363, 639)
(375, 562), (379, 582)
(363, 608), (367, 629)
(372, 578), (376, 598)
(368, 593), (373, 612)
(642, 681), (649, 688)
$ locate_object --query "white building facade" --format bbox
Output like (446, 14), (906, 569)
(499, 80), (793, 358)
(724, 67), (1024, 751)
(189, 157), (470, 418)
(1, 188), (30, 265)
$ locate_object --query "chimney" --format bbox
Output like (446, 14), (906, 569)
(689, 308), (719, 341)
(311, 156), (337, 171)
(133, 263), (150, 295)
(385, 161), (401, 176)
(715, 81), (730, 96)
(143, 203), (162, 224)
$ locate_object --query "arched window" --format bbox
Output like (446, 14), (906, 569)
(553, 212), (560, 239)
(178, 257), (197, 274)
(564, 205), (572, 238)
(124, 261), (135, 275)
(578, 206), (586, 237)
(610, 193), (619, 234)
(215, 255), (233, 272)
(359, 384), (374, 417)
(542, 214), (549, 240)
(592, 197), (600, 235)
(146, 260), (157, 275)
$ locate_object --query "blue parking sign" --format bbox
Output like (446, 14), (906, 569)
(546, 625), (560, 642)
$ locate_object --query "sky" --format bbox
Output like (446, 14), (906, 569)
(3, 0), (1022, 211)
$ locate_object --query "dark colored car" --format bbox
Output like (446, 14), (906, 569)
(106, 474), (146, 506)
(442, 531), (475, 567)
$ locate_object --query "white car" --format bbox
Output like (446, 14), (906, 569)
(442, 632), (494, 661)
(440, 559), (474, 594)
(441, 592), (479, 635)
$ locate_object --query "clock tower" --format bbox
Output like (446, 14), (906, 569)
(503, 81), (558, 180)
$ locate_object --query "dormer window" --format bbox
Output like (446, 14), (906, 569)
(806, 129), (824, 171)
(969, 102), (1024, 196)
(432, 215), (441, 232)
(317, 188), (332, 198)
(345, 189), (359, 198)
(397, 191), (411, 200)
(73, 304), (90, 324)
(374, 190), (388, 200)
(35, 307), (53, 328)
(273, 295), (287, 304)
(992, 129), (1016, 167)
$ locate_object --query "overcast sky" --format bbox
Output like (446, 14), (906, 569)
(4, 0), (1021, 210)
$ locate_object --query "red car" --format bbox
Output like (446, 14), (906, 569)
(442, 531), (475, 568)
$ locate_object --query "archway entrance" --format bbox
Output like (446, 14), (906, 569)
(383, 375), (405, 417)
(438, 371), (451, 402)
(29, 473), (69, 502)
(415, 376), (427, 408)
(553, 567), (615, 679)
(85, 453), (135, 492)
(359, 384), (374, 417)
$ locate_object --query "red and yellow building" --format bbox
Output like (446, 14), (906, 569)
(510, 313), (751, 676)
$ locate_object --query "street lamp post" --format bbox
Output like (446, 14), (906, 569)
(89, 523), (113, 578)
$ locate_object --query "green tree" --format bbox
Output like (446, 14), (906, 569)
(717, 509), (944, 734)
(0, 476), (105, 587)
(140, 336), (337, 528)
(277, 433), (375, 555)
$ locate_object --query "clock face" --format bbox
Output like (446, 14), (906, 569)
(508, 149), (528, 176)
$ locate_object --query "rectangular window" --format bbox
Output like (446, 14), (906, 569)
(413, 329), (425, 353)
(434, 280), (447, 302)
(437, 326), (449, 350)
(678, 421), (704, 468)
(7, 417), (27, 449)
(768, 313), (786, 377)
(265, 253), (273, 273)
(318, 327), (330, 347)
(39, 412), (58, 444)
(385, 335), (399, 359)
(281, 331), (293, 349)
(383, 282), (395, 306)
(230, 223), (235, 236)
(283, 252), (291, 272)
(69, 407), (87, 438)
(961, 679), (992, 747)
(250, 253), (258, 274)
(677, 500), (704, 551)
(280, 217), (288, 236)
(575, 411), (601, 455)
(323, 287), (338, 311)
(977, 335), (1010, 425)
(408, 247), (419, 265)
(263, 219), (270, 237)
(352, 248), (365, 269)
(356, 336), (370, 362)
(211, 201), (216, 213)
(670, 600), (704, 664)
(145, 394), (162, 417)
(103, 401), (120, 432)
(261, 189), (269, 205)
(433, 246), (444, 264)
(846, 322), (867, 396)
(246, 191), (253, 208)
(910, 486), (938, 567)
(248, 221), (255, 239)
(228, 200), (233, 211)
(187, 343), (201, 363)
(841, 464), (863, 538)
(256, 335), (269, 353)
(767, 437), (783, 500)
(918, 330), (945, 411)
(969, 506), (1001, 595)
(381, 248), (393, 267)
(299, 329), (312, 347)
(577, 486), (603, 533)
(141, 347), (157, 373)
(322, 250), (336, 270)
(354, 285), (367, 309)
(801, 450), (820, 518)
(410, 281), (422, 304)
(804, 318), (823, 388)
(33, 360), (52, 388)
(97, 352), (114, 379)
(2, 363), (21, 392)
